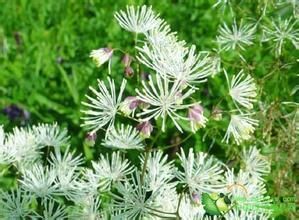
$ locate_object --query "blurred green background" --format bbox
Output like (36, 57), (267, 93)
(0, 1), (298, 218)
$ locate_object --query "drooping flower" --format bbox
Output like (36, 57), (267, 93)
(241, 146), (271, 181)
(114, 5), (163, 34)
(217, 19), (256, 51)
(223, 114), (258, 145)
(102, 124), (144, 150)
(92, 152), (134, 191)
(136, 121), (153, 138)
(81, 77), (127, 134)
(188, 104), (208, 132)
(89, 48), (113, 67)
(262, 17), (299, 56)
(176, 148), (225, 193)
(227, 70), (257, 109)
(136, 74), (195, 132)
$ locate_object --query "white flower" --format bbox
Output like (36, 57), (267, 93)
(140, 151), (176, 192)
(217, 20), (256, 51)
(138, 43), (215, 86)
(102, 124), (144, 149)
(114, 5), (162, 33)
(47, 147), (83, 199)
(32, 123), (69, 148)
(81, 77), (127, 134)
(37, 199), (68, 220)
(178, 194), (205, 220)
(90, 48), (113, 67)
(227, 70), (257, 109)
(0, 188), (33, 219)
(223, 114), (258, 145)
(20, 164), (58, 198)
(176, 148), (225, 193)
(262, 17), (299, 56)
(136, 74), (195, 132)
(92, 151), (134, 191)
(112, 170), (164, 219)
(5, 127), (40, 168)
(241, 146), (271, 181)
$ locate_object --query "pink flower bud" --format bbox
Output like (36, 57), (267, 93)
(136, 121), (153, 138)
(124, 66), (134, 78)
(119, 96), (141, 116)
(188, 104), (208, 132)
(85, 132), (97, 147)
(122, 54), (132, 67)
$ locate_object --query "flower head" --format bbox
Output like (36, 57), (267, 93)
(241, 146), (271, 181)
(262, 17), (299, 56)
(92, 152), (134, 191)
(102, 124), (144, 150)
(217, 20), (256, 51)
(81, 77), (127, 134)
(176, 148), (225, 193)
(227, 70), (257, 109)
(20, 164), (58, 198)
(32, 123), (69, 148)
(89, 48), (113, 67)
(0, 188), (33, 219)
(112, 170), (164, 219)
(114, 5), (162, 33)
(223, 114), (258, 145)
(136, 74), (195, 132)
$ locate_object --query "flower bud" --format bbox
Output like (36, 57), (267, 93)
(89, 48), (113, 67)
(119, 96), (140, 116)
(188, 104), (208, 133)
(122, 54), (132, 67)
(211, 107), (222, 121)
(124, 66), (134, 78)
(136, 121), (153, 138)
(84, 132), (97, 147)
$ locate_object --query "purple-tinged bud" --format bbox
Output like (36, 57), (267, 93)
(191, 191), (201, 205)
(85, 132), (97, 147)
(188, 104), (208, 133)
(119, 96), (141, 116)
(122, 54), (132, 67)
(89, 47), (113, 67)
(124, 66), (134, 78)
(136, 121), (153, 138)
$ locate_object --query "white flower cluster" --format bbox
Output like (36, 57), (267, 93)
(0, 122), (272, 219)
